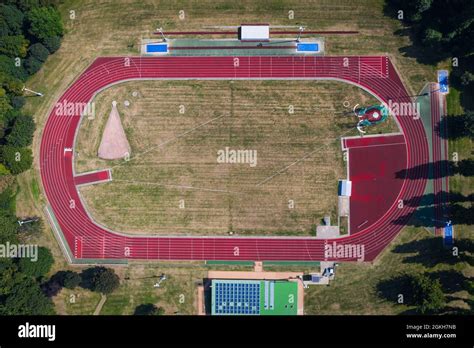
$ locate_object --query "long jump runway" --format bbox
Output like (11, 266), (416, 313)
(40, 56), (429, 263)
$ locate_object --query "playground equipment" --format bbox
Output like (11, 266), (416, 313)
(355, 105), (389, 133)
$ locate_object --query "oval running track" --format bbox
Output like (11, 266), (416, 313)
(39, 56), (429, 262)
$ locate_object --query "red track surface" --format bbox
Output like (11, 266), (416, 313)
(344, 135), (407, 234)
(74, 170), (111, 186)
(39, 56), (429, 262)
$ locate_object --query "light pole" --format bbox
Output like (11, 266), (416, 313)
(296, 26), (305, 42)
(156, 28), (167, 42)
(22, 86), (43, 97)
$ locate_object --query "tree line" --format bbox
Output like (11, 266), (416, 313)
(386, 0), (474, 133)
(1, 0), (64, 175)
(0, 0), (64, 315)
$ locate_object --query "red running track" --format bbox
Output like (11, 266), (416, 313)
(39, 56), (429, 262)
(74, 169), (111, 186)
(343, 134), (407, 234)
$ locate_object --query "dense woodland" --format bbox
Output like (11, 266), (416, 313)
(0, 0), (65, 315)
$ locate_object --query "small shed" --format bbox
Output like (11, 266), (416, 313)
(338, 180), (352, 196)
(239, 24), (270, 41)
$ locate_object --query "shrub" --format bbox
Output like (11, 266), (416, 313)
(43, 35), (61, 53)
(28, 42), (49, 62)
(11, 96), (25, 109)
(24, 56), (42, 75)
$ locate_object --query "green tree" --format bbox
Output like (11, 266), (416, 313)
(0, 35), (29, 58)
(0, 88), (12, 117)
(0, 259), (18, 296)
(52, 270), (81, 289)
(411, 273), (445, 314)
(0, 72), (25, 96)
(18, 246), (54, 278)
(5, 0), (41, 12)
(134, 303), (165, 315)
(0, 55), (28, 81)
(27, 7), (64, 43)
(410, 0), (433, 21)
(0, 182), (16, 214)
(0, 146), (33, 174)
(0, 4), (24, 36)
(6, 114), (35, 147)
(422, 28), (443, 46)
(0, 211), (17, 243)
(81, 267), (120, 294)
(460, 71), (474, 86)
(1, 275), (54, 315)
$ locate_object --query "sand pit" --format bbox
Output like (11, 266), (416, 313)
(98, 101), (131, 160)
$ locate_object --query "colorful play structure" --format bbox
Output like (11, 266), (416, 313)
(356, 105), (389, 133)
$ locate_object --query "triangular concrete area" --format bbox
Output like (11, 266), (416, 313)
(98, 101), (131, 160)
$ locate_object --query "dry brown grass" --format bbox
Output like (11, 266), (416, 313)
(74, 80), (397, 235)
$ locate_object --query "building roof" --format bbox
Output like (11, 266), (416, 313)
(211, 279), (298, 315)
(240, 25), (270, 41)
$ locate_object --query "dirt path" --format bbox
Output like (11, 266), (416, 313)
(93, 294), (107, 315)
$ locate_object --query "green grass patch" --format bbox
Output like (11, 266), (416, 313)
(446, 87), (463, 115)
(31, 177), (40, 201)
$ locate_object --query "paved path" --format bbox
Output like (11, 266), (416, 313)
(93, 294), (107, 315)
